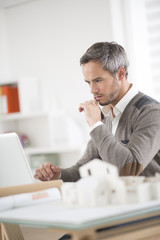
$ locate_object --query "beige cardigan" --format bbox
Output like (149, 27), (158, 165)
(61, 92), (160, 182)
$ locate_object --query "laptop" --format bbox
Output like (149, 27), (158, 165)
(0, 132), (35, 188)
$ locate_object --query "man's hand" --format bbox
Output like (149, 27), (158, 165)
(79, 99), (101, 126)
(34, 162), (61, 181)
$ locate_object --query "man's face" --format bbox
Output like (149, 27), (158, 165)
(82, 61), (121, 106)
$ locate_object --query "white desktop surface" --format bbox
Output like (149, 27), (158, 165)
(0, 200), (160, 230)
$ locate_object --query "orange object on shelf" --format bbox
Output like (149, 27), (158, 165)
(1, 85), (20, 114)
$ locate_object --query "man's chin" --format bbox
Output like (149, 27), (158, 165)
(99, 102), (109, 106)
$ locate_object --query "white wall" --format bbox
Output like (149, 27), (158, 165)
(122, 0), (153, 96)
(109, 0), (153, 97)
(3, 0), (112, 117)
(0, 8), (10, 80)
(1, 0), (157, 146)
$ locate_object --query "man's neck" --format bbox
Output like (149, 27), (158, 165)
(112, 82), (132, 107)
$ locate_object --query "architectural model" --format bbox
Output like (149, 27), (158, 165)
(61, 159), (160, 206)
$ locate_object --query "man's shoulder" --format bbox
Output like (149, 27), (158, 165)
(122, 92), (160, 118)
(133, 92), (160, 110)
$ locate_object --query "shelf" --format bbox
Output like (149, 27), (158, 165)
(0, 79), (18, 85)
(0, 111), (49, 121)
(0, 79), (83, 169)
(24, 145), (82, 155)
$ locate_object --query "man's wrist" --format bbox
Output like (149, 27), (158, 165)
(90, 121), (103, 132)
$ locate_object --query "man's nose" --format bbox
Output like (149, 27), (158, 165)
(90, 83), (98, 94)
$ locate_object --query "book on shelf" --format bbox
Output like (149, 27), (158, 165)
(0, 85), (20, 114)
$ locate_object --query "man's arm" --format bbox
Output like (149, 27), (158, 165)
(90, 103), (160, 176)
(34, 138), (101, 182)
(61, 138), (101, 181)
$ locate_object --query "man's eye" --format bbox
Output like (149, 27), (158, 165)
(96, 79), (101, 83)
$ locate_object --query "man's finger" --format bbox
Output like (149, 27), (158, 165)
(93, 96), (99, 104)
(79, 106), (84, 112)
(34, 173), (47, 182)
(79, 103), (85, 112)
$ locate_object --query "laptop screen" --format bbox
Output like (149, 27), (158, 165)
(0, 132), (35, 187)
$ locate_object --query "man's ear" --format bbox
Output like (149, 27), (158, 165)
(118, 66), (126, 80)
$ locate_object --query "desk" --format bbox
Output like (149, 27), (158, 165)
(0, 200), (160, 240)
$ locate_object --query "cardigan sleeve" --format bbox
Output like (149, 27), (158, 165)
(61, 138), (101, 182)
(90, 103), (160, 176)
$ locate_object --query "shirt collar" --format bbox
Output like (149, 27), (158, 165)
(114, 84), (138, 115)
(102, 84), (138, 118)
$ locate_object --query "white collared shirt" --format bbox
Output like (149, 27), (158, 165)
(90, 85), (138, 135)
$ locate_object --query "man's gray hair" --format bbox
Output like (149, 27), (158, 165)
(80, 42), (129, 78)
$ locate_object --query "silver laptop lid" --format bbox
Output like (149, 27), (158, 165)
(0, 132), (34, 187)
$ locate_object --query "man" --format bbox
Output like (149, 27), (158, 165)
(34, 42), (160, 182)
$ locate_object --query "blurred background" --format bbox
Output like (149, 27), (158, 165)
(0, 0), (159, 170)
